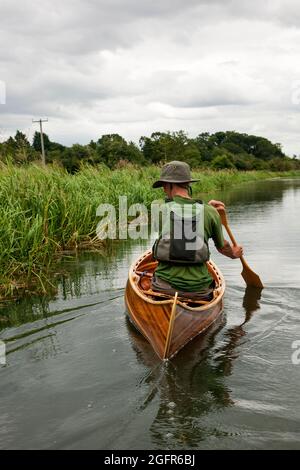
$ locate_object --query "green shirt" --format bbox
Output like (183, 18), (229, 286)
(154, 196), (224, 292)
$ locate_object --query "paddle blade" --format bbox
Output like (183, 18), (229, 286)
(241, 266), (264, 288)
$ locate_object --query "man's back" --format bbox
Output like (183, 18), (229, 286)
(154, 195), (224, 292)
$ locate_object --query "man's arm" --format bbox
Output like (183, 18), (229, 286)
(208, 200), (243, 259)
(217, 240), (243, 259)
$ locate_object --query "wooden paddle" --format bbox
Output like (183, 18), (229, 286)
(217, 208), (264, 288)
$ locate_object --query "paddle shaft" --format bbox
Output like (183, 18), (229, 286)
(222, 220), (250, 270)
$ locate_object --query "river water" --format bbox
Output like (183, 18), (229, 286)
(0, 178), (300, 450)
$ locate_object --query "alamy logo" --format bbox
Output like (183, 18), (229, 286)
(0, 340), (6, 365)
(96, 197), (205, 248)
(291, 80), (300, 105)
(291, 340), (300, 365)
(0, 81), (6, 104)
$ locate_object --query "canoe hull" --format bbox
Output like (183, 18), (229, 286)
(125, 251), (225, 360)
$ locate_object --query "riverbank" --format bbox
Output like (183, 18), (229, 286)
(1, 163), (300, 298)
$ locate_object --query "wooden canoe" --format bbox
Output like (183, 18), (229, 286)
(125, 250), (225, 361)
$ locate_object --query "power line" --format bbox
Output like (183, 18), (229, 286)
(32, 118), (48, 165)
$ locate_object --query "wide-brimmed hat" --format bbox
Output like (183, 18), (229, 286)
(152, 161), (199, 188)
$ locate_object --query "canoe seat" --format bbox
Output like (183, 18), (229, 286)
(135, 270), (153, 278)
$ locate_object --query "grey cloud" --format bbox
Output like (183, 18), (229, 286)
(1, 0), (300, 155)
(1, 0), (202, 54)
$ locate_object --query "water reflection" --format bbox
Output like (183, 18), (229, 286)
(242, 286), (263, 323)
(205, 178), (300, 208)
(0, 239), (146, 332)
(126, 286), (263, 448)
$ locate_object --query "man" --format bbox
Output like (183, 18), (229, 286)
(151, 161), (243, 300)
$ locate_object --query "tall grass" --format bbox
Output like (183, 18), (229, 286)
(0, 162), (299, 296)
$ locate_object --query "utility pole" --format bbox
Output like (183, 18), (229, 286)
(32, 118), (48, 164)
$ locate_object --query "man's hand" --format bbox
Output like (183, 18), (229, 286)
(231, 245), (243, 259)
(208, 199), (225, 210)
(217, 240), (243, 259)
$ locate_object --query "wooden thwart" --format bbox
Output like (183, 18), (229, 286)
(141, 289), (211, 305)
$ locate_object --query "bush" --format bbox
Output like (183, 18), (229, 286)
(269, 157), (294, 171)
(211, 155), (235, 170)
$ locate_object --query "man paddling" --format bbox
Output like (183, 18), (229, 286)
(151, 161), (243, 301)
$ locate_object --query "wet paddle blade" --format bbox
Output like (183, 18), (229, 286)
(241, 266), (264, 288)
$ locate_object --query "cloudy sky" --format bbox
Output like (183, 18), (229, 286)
(1, 0), (300, 155)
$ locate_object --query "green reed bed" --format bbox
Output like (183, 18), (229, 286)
(0, 162), (299, 297)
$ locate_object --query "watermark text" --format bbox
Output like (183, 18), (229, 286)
(0, 340), (6, 365)
(291, 80), (300, 105)
(291, 340), (300, 365)
(0, 81), (6, 104)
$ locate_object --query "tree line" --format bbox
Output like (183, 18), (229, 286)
(0, 129), (299, 172)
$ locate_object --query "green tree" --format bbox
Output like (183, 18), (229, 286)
(32, 131), (52, 153)
(140, 131), (201, 166)
(96, 134), (144, 168)
(1, 131), (38, 163)
(193, 133), (215, 162)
